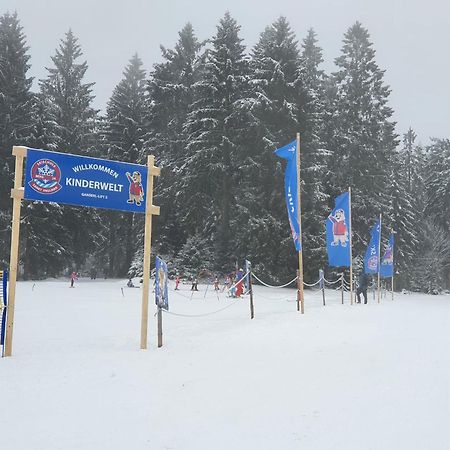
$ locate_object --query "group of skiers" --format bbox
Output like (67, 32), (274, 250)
(174, 268), (247, 298)
(70, 266), (371, 303)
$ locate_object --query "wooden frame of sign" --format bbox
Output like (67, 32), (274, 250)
(4, 146), (160, 357)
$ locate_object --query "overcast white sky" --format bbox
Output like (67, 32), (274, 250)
(3, 0), (449, 144)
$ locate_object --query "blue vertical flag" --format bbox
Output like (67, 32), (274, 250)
(380, 234), (395, 278)
(364, 219), (382, 274)
(155, 257), (169, 311)
(326, 192), (351, 267)
(274, 140), (301, 251)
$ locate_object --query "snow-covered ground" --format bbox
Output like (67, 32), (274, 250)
(1, 278), (449, 450)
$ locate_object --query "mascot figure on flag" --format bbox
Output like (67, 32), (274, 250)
(328, 209), (349, 247)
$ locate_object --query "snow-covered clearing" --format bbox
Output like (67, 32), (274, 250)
(1, 278), (449, 450)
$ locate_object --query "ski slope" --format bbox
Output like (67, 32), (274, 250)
(1, 278), (449, 450)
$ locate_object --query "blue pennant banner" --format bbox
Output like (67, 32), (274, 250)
(274, 140), (301, 251)
(364, 219), (381, 274)
(380, 234), (395, 278)
(326, 192), (351, 267)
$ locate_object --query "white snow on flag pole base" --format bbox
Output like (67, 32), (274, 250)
(1, 278), (449, 450)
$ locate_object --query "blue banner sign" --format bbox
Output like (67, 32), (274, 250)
(326, 192), (351, 267)
(24, 148), (148, 213)
(274, 140), (301, 251)
(155, 257), (169, 311)
(364, 219), (381, 274)
(380, 234), (394, 278)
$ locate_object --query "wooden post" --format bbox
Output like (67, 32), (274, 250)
(348, 187), (353, 305)
(140, 155), (160, 350)
(296, 133), (305, 314)
(5, 146), (27, 357)
(157, 306), (163, 348)
(249, 271), (254, 320)
(377, 213), (382, 304)
(340, 273), (344, 305)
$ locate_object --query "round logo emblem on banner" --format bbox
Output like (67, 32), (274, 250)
(29, 159), (62, 194)
(368, 255), (378, 271)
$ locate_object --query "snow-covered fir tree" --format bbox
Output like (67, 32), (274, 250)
(0, 12), (33, 267)
(99, 54), (148, 277)
(422, 139), (450, 289)
(241, 16), (302, 281)
(297, 28), (329, 279)
(147, 23), (203, 256)
(326, 22), (398, 256)
(38, 30), (100, 271)
(387, 130), (422, 288)
(180, 12), (252, 271)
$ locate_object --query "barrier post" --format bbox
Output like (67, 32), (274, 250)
(340, 273), (344, 305)
(319, 269), (325, 306)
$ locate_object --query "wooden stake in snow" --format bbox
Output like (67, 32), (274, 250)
(5, 146), (26, 357)
(140, 155), (161, 350)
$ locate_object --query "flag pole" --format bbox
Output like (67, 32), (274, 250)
(377, 213), (382, 303)
(348, 187), (353, 305)
(391, 229), (394, 301)
(296, 133), (304, 314)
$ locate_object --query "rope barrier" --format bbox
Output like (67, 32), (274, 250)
(323, 277), (342, 285)
(303, 279), (321, 287)
(162, 299), (241, 318)
(252, 273), (298, 289)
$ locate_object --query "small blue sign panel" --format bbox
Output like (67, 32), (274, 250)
(24, 148), (148, 213)
(155, 257), (169, 311)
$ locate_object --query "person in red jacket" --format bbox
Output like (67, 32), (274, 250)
(235, 269), (244, 298)
(70, 271), (78, 288)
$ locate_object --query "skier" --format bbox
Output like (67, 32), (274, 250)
(214, 276), (220, 291)
(191, 277), (198, 291)
(70, 271), (78, 288)
(356, 271), (370, 304)
(235, 268), (244, 298)
(222, 275), (231, 293)
(175, 275), (180, 290)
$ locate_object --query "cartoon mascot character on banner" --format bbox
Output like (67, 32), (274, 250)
(126, 171), (144, 206)
(328, 208), (349, 247)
